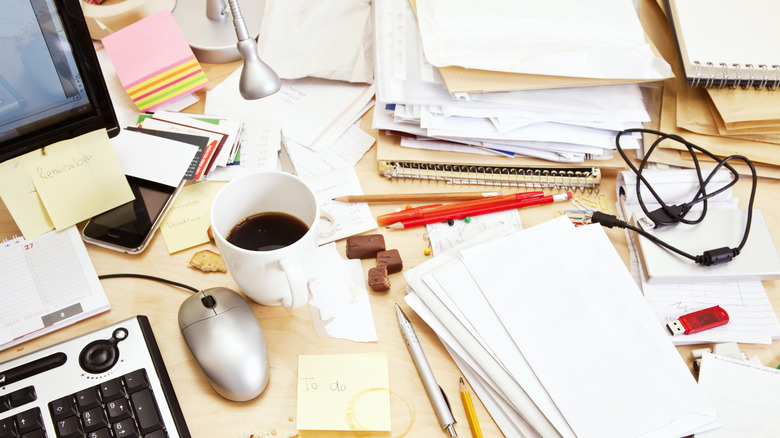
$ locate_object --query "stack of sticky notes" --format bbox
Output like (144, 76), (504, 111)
(101, 9), (208, 111)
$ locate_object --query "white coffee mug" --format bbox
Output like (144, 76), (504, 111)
(210, 171), (319, 309)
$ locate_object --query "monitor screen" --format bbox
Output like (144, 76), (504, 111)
(0, 0), (119, 163)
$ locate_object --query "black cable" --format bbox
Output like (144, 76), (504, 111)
(600, 128), (759, 266)
(98, 273), (199, 293)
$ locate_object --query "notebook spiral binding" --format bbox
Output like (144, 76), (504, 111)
(2, 235), (23, 247)
(691, 61), (780, 90)
(379, 161), (601, 193)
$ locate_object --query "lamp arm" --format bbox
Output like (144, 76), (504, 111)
(225, 0), (281, 99)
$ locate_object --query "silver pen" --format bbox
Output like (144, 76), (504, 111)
(396, 304), (457, 437)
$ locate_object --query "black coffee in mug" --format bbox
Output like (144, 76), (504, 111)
(226, 212), (309, 251)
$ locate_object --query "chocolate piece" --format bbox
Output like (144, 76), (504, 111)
(346, 234), (386, 259)
(368, 266), (391, 291)
(377, 249), (403, 274)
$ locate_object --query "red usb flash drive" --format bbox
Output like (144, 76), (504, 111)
(666, 305), (730, 336)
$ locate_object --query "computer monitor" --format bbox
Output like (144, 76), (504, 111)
(0, 0), (119, 163)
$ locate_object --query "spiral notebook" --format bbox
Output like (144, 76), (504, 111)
(0, 226), (110, 351)
(376, 130), (620, 192)
(664, 0), (780, 89)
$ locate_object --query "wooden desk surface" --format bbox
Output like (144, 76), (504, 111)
(2, 64), (780, 438)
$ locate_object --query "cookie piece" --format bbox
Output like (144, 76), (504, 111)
(346, 234), (386, 259)
(368, 266), (391, 291)
(377, 249), (403, 274)
(188, 249), (227, 273)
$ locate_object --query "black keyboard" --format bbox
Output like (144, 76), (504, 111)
(0, 316), (190, 438)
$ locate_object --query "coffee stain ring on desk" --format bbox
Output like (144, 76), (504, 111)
(344, 389), (414, 437)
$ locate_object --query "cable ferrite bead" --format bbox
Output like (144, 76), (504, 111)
(695, 247), (739, 266)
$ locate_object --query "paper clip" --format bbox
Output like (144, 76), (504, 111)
(563, 209), (591, 226)
(571, 198), (595, 212)
(598, 194), (609, 213)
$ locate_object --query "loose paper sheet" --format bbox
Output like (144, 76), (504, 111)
(280, 77), (374, 151)
(303, 167), (377, 246)
(297, 352), (391, 431)
(695, 353), (780, 438)
(414, 0), (671, 80)
(257, 0), (374, 83)
(110, 130), (197, 187)
(307, 243), (378, 342)
(205, 66), (281, 179)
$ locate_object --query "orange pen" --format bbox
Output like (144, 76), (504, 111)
(376, 204), (444, 224)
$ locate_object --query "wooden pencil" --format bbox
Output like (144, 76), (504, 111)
(332, 191), (504, 203)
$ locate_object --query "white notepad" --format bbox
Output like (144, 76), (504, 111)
(634, 209), (780, 283)
(665, 0), (780, 88)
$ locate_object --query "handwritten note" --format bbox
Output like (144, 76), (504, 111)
(23, 130), (134, 231)
(0, 158), (53, 239)
(297, 352), (391, 431)
(0, 129), (133, 237)
(159, 181), (225, 254)
(280, 77), (374, 151)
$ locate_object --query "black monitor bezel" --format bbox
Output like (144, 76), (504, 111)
(0, 0), (120, 163)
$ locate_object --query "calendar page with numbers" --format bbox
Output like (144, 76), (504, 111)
(0, 226), (109, 350)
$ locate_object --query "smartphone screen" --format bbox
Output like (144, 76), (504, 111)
(82, 175), (181, 253)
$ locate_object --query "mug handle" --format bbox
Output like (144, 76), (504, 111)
(279, 257), (308, 309)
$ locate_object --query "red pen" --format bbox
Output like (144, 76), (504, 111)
(422, 191), (545, 217)
(376, 204), (444, 224)
(376, 191), (543, 224)
(387, 192), (572, 229)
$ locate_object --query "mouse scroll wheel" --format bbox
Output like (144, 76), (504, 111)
(201, 295), (217, 308)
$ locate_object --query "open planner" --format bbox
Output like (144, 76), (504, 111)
(0, 226), (110, 350)
(664, 0), (780, 89)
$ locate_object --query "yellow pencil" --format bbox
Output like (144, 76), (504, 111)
(459, 377), (483, 438)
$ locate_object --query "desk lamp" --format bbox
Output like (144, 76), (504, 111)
(173, 0), (281, 99)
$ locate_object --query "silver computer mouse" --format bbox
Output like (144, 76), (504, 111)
(178, 287), (269, 402)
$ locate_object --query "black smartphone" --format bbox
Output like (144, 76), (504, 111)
(81, 175), (184, 254)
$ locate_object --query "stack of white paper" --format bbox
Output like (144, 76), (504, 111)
(373, 0), (671, 163)
(404, 216), (719, 437)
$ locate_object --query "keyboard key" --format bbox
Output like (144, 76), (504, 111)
(106, 398), (131, 422)
(75, 387), (101, 410)
(0, 417), (16, 438)
(144, 429), (167, 438)
(130, 389), (163, 434)
(15, 408), (42, 435)
(87, 428), (111, 438)
(112, 417), (139, 438)
(123, 370), (149, 394)
(49, 396), (78, 421)
(0, 396), (10, 414)
(9, 387), (36, 408)
(55, 415), (83, 438)
(20, 428), (46, 438)
(99, 378), (125, 401)
(82, 406), (108, 432)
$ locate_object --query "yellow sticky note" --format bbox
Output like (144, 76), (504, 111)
(23, 129), (133, 230)
(297, 352), (391, 431)
(159, 181), (225, 254)
(0, 158), (53, 239)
